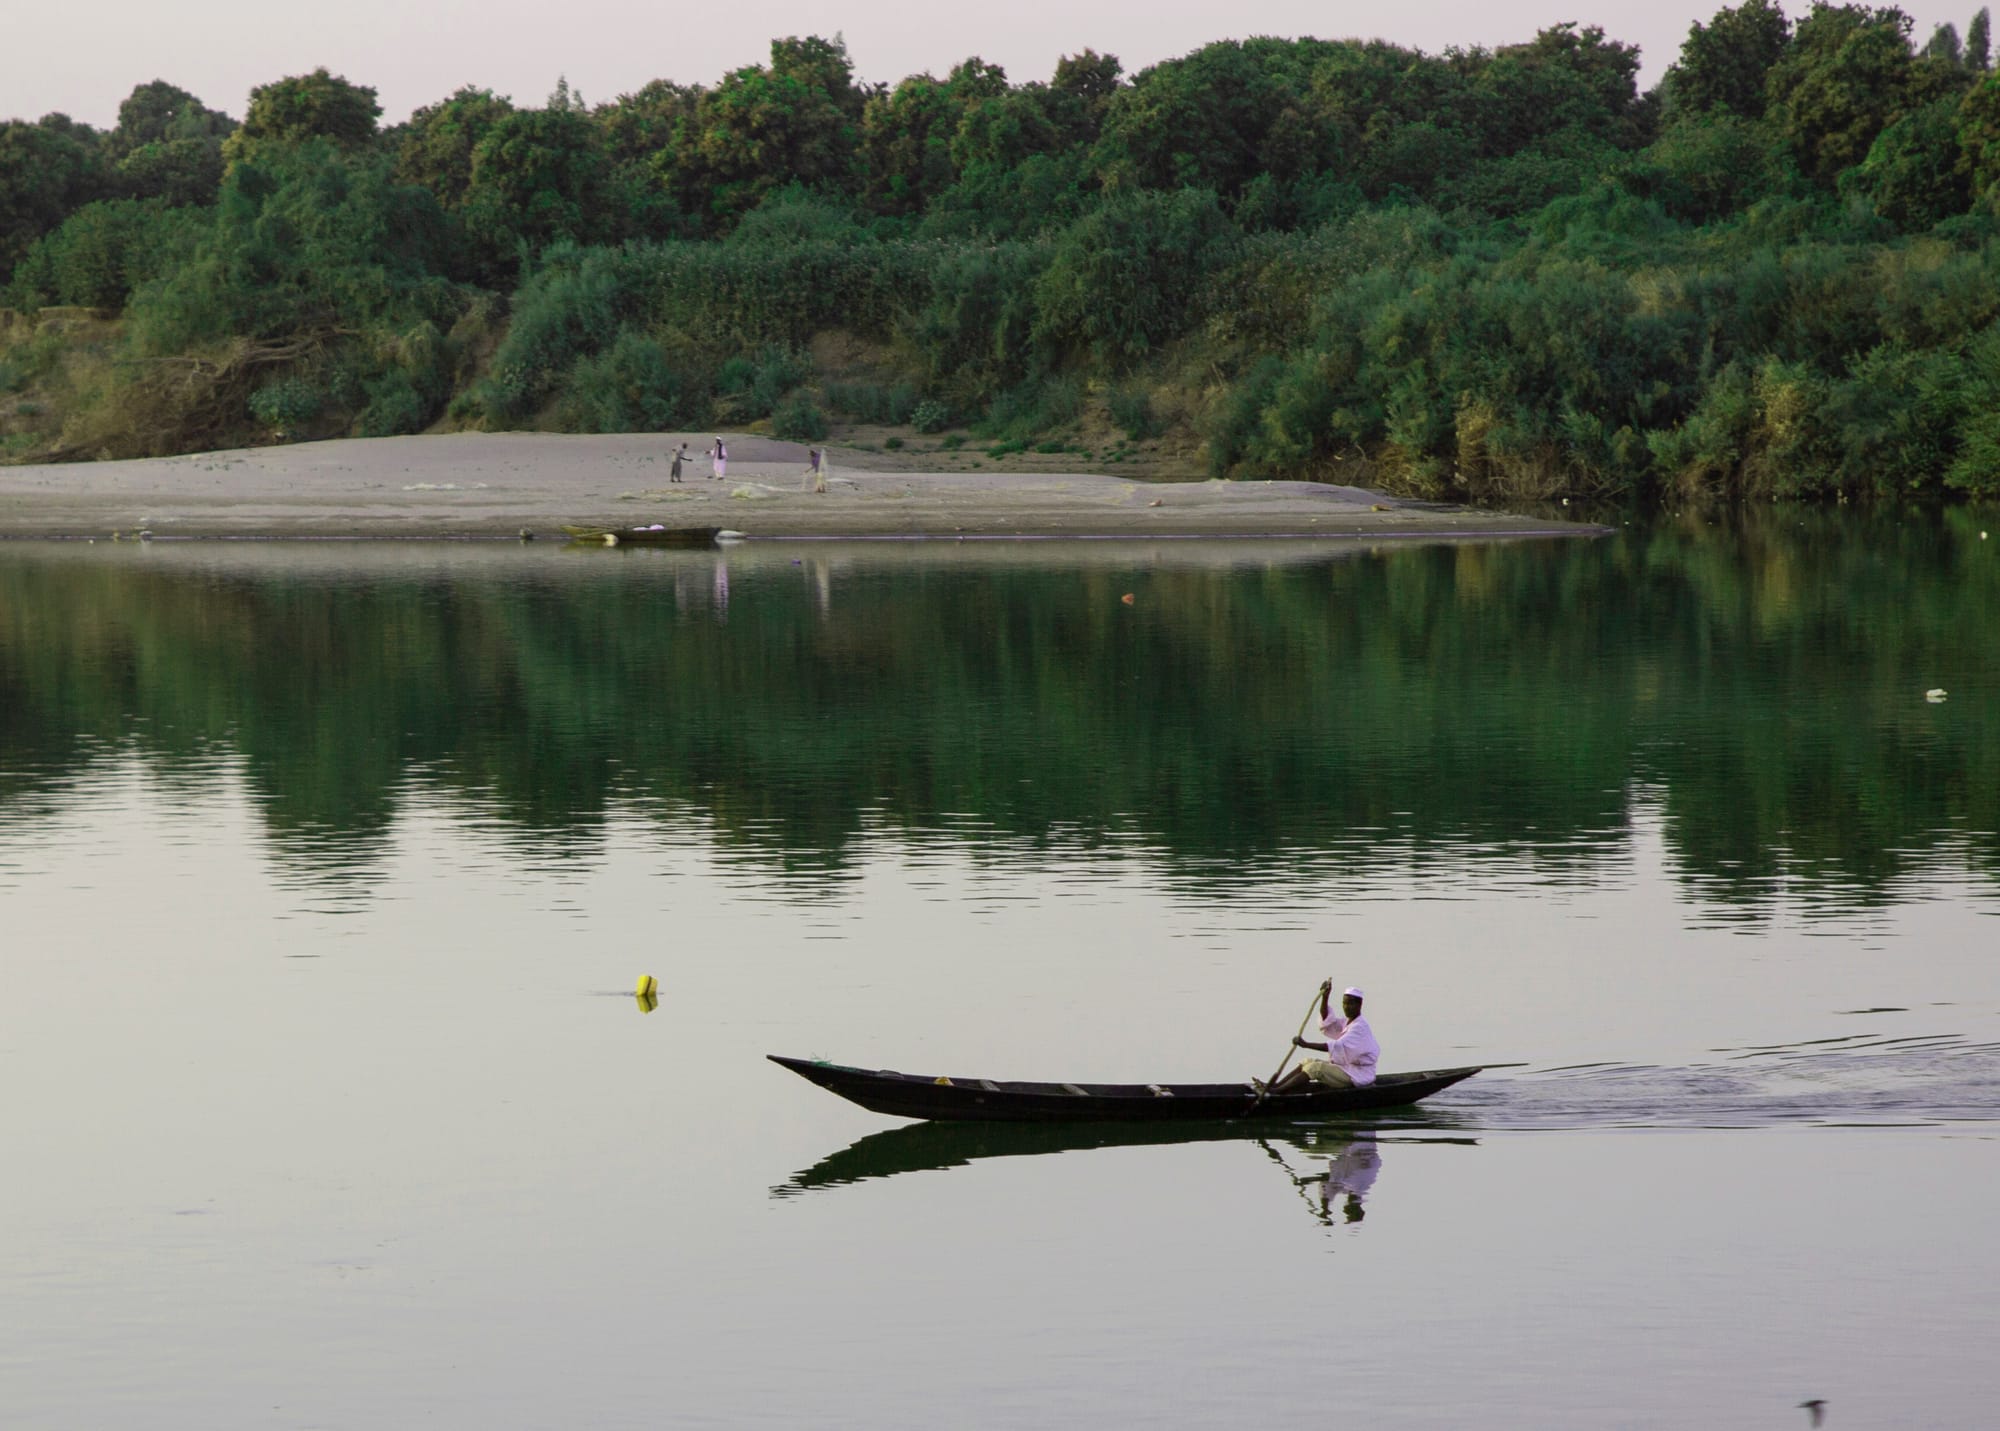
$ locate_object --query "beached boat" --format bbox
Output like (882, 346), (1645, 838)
(768, 1054), (1482, 1123)
(562, 524), (722, 548)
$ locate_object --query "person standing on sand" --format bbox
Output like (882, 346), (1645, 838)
(711, 437), (727, 480)
(803, 447), (827, 494)
(670, 442), (688, 483)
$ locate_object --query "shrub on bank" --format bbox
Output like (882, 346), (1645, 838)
(771, 392), (828, 440)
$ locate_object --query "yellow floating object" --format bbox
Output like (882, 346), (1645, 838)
(934, 1076), (953, 1086)
(636, 974), (658, 998)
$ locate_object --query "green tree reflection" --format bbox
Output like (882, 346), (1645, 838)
(3, 514), (1996, 914)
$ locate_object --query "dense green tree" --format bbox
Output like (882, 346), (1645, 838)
(103, 82), (232, 208)
(2, 198), (201, 309)
(857, 60), (1009, 216)
(112, 81), (233, 151)
(1031, 187), (1237, 361)
(595, 80), (698, 167)
(395, 87), (515, 209)
(1094, 39), (1332, 195)
(1842, 95), (1970, 227)
(1954, 70), (2000, 194)
(860, 75), (961, 215)
(662, 34), (863, 223)
(115, 140), (225, 206)
(1970, 7), (1994, 67)
(1666, 0), (1792, 118)
(223, 69), (381, 168)
(1046, 49), (1124, 147)
(129, 140), (460, 351)
(1766, 6), (1936, 185)
(1469, 24), (1645, 154)
(1627, 113), (1796, 222)
(951, 86), (1064, 173)
(0, 116), (108, 280)
(461, 107), (609, 276)
(1925, 21), (1966, 62)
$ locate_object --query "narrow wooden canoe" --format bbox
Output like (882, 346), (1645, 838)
(769, 1054), (1482, 1123)
(562, 524), (721, 548)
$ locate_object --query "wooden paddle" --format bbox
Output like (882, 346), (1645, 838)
(1245, 982), (1329, 1113)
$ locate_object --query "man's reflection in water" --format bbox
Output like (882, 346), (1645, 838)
(1262, 1132), (1384, 1227)
(1315, 1134), (1382, 1224)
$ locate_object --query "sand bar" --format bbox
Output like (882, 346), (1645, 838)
(0, 433), (1604, 541)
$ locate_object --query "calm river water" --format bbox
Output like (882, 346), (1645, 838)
(4, 512), (1999, 1429)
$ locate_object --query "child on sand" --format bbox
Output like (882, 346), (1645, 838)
(710, 438), (727, 480)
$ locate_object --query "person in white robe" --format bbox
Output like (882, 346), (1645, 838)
(1266, 983), (1379, 1093)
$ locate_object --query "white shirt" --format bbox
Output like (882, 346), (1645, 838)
(1318, 1011), (1379, 1087)
(1325, 1137), (1382, 1200)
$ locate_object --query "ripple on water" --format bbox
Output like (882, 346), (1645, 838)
(1457, 1035), (2000, 1129)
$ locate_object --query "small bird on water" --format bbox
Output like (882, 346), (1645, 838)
(1798, 1398), (1827, 1426)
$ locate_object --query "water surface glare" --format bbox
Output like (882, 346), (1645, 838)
(3, 520), (1998, 1427)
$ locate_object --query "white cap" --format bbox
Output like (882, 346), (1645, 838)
(1343, 987), (1365, 1000)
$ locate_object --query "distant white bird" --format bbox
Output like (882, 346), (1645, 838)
(1926, 688), (1948, 704)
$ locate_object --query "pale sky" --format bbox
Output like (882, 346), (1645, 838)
(3, 0), (1986, 128)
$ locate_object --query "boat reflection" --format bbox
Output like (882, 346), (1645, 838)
(773, 1113), (1476, 1221)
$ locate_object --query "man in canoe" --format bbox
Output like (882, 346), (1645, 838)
(1266, 981), (1378, 1093)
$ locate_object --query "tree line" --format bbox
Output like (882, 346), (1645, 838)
(7, 5), (2000, 500)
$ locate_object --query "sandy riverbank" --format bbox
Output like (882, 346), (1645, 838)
(0, 433), (1604, 541)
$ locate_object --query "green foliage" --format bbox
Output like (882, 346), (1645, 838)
(126, 141), (463, 354)
(824, 379), (918, 424)
(1925, 21), (1965, 64)
(719, 345), (811, 417)
(1108, 384), (1158, 440)
(116, 140), (225, 207)
(223, 69), (380, 169)
(395, 87), (515, 210)
(771, 391), (828, 439)
(109, 82), (232, 207)
(1666, 0), (1792, 119)
(1627, 115), (1796, 223)
(0, 116), (110, 278)
(248, 374), (322, 430)
(114, 81), (233, 150)
(1032, 188), (1237, 362)
(977, 374), (1083, 441)
(660, 35), (864, 226)
(1766, 6), (1946, 187)
(3, 198), (201, 309)
(557, 328), (706, 432)
(1842, 97), (1970, 229)
(1957, 73), (2000, 197)
(15, 26), (2000, 497)
(728, 187), (872, 246)
(1972, 8), (1994, 69)
(357, 371), (428, 436)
